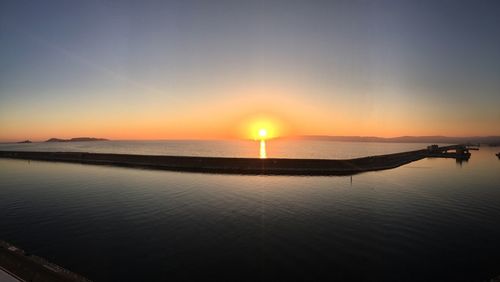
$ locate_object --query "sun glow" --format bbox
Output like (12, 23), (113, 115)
(249, 121), (276, 140)
(258, 128), (267, 139)
(237, 114), (289, 140)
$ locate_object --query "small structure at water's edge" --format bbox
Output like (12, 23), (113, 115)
(0, 145), (473, 176)
(0, 240), (91, 282)
(427, 144), (439, 152)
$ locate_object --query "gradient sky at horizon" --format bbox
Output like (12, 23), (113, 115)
(1, 0), (500, 141)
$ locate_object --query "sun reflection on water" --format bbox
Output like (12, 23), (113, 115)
(260, 140), (267, 159)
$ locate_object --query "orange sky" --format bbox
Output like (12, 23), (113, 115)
(1, 83), (499, 142)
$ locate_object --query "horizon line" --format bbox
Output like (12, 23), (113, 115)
(2, 134), (500, 144)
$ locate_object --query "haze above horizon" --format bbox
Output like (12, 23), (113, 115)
(1, 0), (500, 141)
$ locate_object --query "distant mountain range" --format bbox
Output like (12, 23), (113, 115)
(292, 135), (500, 145)
(45, 137), (108, 142)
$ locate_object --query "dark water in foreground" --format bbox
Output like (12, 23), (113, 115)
(1, 145), (500, 281)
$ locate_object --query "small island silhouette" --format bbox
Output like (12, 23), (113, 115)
(45, 137), (108, 142)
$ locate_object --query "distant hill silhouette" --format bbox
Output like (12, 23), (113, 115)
(293, 135), (500, 145)
(45, 137), (108, 142)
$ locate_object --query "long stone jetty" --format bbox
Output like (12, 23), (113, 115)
(0, 145), (471, 176)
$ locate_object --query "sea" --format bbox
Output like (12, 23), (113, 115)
(0, 140), (499, 281)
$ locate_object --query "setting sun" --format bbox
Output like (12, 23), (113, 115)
(258, 128), (267, 139)
(236, 113), (290, 140)
(248, 120), (276, 140)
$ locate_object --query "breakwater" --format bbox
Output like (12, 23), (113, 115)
(0, 145), (469, 175)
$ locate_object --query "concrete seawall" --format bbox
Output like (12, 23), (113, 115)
(0, 149), (432, 175)
(0, 240), (91, 282)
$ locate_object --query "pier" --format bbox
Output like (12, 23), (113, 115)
(426, 144), (474, 160)
(0, 145), (473, 176)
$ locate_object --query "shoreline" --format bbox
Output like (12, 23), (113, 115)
(0, 146), (469, 175)
(0, 240), (91, 282)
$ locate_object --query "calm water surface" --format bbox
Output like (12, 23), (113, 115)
(0, 139), (432, 159)
(1, 141), (500, 281)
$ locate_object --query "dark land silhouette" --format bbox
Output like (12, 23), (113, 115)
(0, 240), (90, 282)
(45, 137), (109, 142)
(293, 135), (500, 146)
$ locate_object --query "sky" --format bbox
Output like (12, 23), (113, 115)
(1, 0), (500, 141)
